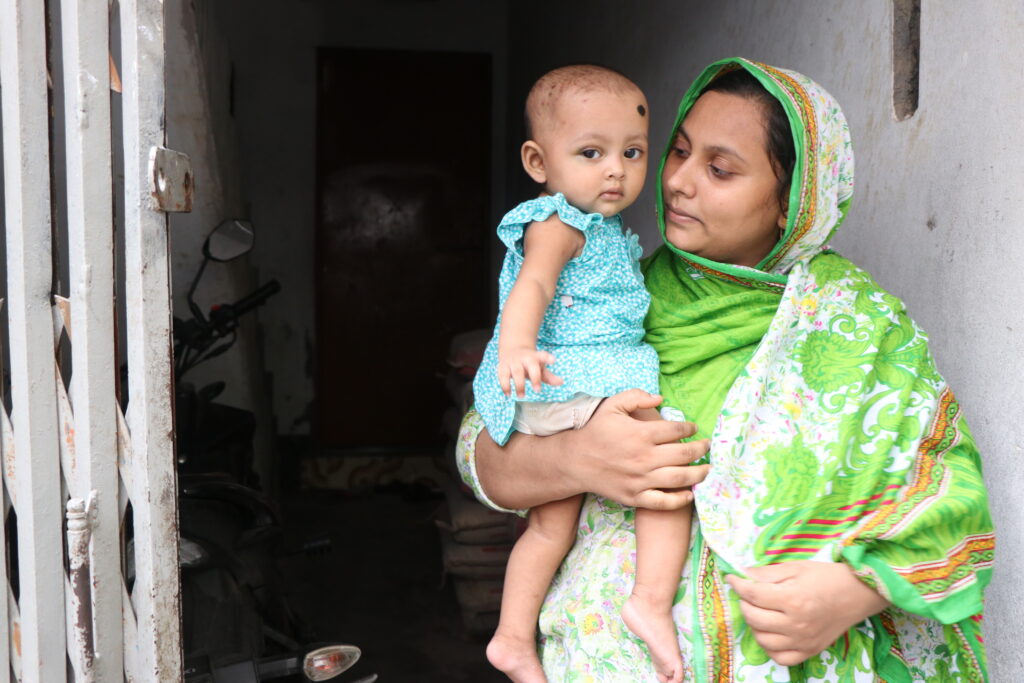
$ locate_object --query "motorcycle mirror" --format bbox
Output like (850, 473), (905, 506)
(203, 219), (255, 262)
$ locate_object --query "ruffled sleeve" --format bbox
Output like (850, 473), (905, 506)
(496, 193), (606, 262)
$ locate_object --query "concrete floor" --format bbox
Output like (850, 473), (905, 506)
(278, 487), (506, 682)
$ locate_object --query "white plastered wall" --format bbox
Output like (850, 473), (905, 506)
(506, 1), (1022, 677)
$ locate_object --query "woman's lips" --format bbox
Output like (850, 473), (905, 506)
(666, 206), (700, 224)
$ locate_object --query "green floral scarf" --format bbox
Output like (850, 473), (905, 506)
(644, 58), (993, 682)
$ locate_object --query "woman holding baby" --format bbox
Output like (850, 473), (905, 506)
(462, 57), (993, 682)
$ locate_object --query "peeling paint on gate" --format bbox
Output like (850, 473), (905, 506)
(0, 0), (183, 679)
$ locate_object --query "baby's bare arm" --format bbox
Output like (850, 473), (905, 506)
(497, 215), (583, 396)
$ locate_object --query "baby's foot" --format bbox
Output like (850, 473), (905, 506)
(622, 592), (684, 683)
(487, 631), (548, 683)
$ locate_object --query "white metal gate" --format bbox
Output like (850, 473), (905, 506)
(0, 0), (185, 680)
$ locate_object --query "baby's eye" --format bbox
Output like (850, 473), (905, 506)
(624, 148), (643, 160)
(581, 148), (602, 159)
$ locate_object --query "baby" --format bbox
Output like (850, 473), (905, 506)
(474, 65), (691, 683)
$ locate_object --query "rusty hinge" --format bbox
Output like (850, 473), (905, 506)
(149, 146), (194, 213)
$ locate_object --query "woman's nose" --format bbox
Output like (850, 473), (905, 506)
(664, 158), (695, 197)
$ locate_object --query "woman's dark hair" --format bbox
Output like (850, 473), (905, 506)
(701, 68), (796, 208)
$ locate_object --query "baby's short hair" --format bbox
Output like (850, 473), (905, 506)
(525, 64), (643, 140)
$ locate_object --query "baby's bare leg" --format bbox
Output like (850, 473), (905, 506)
(487, 494), (583, 683)
(622, 505), (692, 683)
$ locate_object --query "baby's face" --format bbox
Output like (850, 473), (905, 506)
(533, 89), (649, 217)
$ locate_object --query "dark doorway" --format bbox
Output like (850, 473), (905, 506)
(315, 48), (491, 451)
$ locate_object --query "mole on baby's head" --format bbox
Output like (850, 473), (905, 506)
(637, 104), (646, 116)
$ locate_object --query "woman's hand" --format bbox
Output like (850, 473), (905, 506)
(725, 561), (889, 666)
(475, 389), (710, 510)
(571, 390), (710, 509)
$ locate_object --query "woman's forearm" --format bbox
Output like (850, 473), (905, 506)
(474, 390), (711, 511)
(476, 428), (582, 509)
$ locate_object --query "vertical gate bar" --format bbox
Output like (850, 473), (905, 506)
(0, 0), (70, 679)
(119, 0), (182, 679)
(0, 412), (10, 680)
(60, 0), (123, 678)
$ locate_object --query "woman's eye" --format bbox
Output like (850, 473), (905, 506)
(624, 148), (643, 160)
(709, 164), (731, 178)
(581, 149), (602, 159)
(672, 146), (690, 159)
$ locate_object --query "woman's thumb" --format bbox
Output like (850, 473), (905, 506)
(606, 389), (662, 414)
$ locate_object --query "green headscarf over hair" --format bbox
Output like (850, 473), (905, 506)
(644, 58), (992, 682)
(643, 55), (857, 441)
(654, 58), (854, 284)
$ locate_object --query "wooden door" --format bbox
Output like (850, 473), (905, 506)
(315, 48), (490, 451)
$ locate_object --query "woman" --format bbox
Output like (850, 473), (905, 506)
(458, 58), (994, 682)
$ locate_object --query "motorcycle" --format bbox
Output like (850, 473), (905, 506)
(172, 220), (373, 682)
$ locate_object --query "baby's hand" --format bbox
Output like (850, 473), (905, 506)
(498, 347), (564, 398)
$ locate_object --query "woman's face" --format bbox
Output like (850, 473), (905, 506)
(661, 91), (787, 267)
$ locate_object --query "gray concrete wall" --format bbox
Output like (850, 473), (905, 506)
(208, 0), (509, 435)
(505, 1), (1022, 677)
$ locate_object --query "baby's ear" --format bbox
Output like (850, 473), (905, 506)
(521, 141), (547, 184)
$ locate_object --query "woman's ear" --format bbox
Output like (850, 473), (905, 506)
(521, 140), (547, 184)
(777, 209), (788, 232)
(776, 192), (790, 231)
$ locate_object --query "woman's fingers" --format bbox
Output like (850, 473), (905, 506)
(725, 573), (777, 608)
(645, 463), (710, 490)
(634, 487), (692, 510)
(727, 573), (815, 663)
(763, 650), (811, 667)
(644, 417), (700, 444)
(601, 388), (664, 415)
(573, 391), (711, 505)
(725, 571), (802, 618)
(733, 592), (788, 632)
(633, 463), (710, 509)
(742, 563), (801, 585)
(727, 561), (887, 666)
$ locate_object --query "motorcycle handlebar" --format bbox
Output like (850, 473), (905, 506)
(232, 279), (281, 317)
(208, 280), (281, 332)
